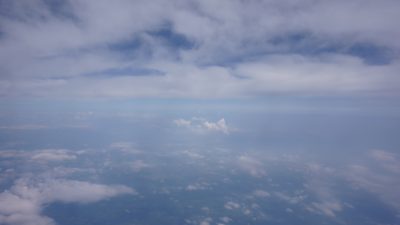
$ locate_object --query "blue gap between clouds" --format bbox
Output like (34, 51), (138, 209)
(270, 32), (394, 65)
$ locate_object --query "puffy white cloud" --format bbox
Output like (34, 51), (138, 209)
(0, 178), (135, 225)
(203, 119), (229, 134)
(174, 117), (233, 134)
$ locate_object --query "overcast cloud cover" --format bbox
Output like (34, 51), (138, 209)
(0, 0), (399, 98)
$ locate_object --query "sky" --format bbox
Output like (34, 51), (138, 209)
(1, 1), (400, 225)
(0, 0), (399, 99)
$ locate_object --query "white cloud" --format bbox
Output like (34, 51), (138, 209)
(31, 149), (76, 162)
(238, 156), (266, 177)
(219, 216), (232, 223)
(0, 178), (135, 225)
(173, 119), (192, 128)
(307, 201), (342, 217)
(224, 201), (240, 210)
(252, 190), (270, 198)
(185, 182), (210, 191)
(0, 0), (399, 98)
(110, 142), (142, 154)
(203, 119), (229, 134)
(199, 217), (212, 225)
(131, 160), (150, 172)
(274, 192), (306, 204)
(174, 118), (234, 134)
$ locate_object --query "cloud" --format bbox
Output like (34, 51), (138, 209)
(0, 0), (399, 98)
(174, 117), (233, 134)
(173, 119), (192, 128)
(344, 150), (400, 210)
(252, 190), (270, 198)
(31, 149), (76, 161)
(307, 201), (342, 217)
(0, 125), (48, 130)
(131, 160), (150, 172)
(0, 177), (135, 225)
(110, 142), (142, 154)
(369, 149), (397, 163)
(224, 201), (240, 210)
(185, 182), (210, 191)
(274, 192), (306, 205)
(219, 216), (232, 223)
(199, 217), (212, 225)
(203, 119), (229, 134)
(238, 156), (266, 177)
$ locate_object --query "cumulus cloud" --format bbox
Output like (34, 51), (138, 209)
(0, 178), (135, 225)
(174, 118), (233, 134)
(0, 0), (399, 98)
(203, 119), (229, 134)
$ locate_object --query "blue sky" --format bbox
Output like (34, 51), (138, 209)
(0, 0), (399, 99)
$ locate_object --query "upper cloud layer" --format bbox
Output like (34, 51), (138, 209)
(0, 0), (399, 98)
